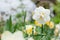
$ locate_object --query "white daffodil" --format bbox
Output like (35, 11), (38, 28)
(26, 25), (33, 35)
(33, 6), (50, 24)
(1, 31), (25, 40)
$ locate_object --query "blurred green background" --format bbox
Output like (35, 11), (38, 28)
(51, 2), (60, 24)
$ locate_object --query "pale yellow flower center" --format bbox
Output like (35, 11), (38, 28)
(26, 27), (32, 35)
(40, 16), (43, 20)
(41, 12), (45, 16)
(40, 12), (45, 20)
(35, 21), (42, 27)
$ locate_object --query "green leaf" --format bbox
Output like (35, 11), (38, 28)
(4, 16), (13, 32)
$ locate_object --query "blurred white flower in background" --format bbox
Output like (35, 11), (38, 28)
(1, 31), (25, 40)
(28, 37), (34, 40)
(0, 0), (21, 21)
(6, 0), (21, 9)
(50, 3), (54, 17)
(2, 15), (10, 21)
(22, 0), (36, 22)
(0, 0), (36, 21)
(56, 23), (60, 31)
(22, 0), (36, 11)
(1, 31), (13, 40)
(0, 0), (21, 13)
(33, 6), (50, 24)
(13, 31), (25, 40)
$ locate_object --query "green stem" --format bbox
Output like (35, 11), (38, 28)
(41, 25), (43, 33)
(41, 24), (44, 39)
(24, 11), (26, 26)
(33, 34), (46, 36)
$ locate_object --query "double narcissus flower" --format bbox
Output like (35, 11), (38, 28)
(25, 25), (33, 35)
(25, 25), (37, 35)
(33, 6), (50, 24)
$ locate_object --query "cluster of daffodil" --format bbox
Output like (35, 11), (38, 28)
(23, 6), (55, 40)
(1, 6), (60, 40)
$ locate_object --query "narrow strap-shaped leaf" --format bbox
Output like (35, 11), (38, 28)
(4, 16), (12, 32)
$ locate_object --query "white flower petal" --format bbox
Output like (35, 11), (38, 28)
(32, 13), (40, 21)
(34, 6), (45, 14)
(45, 9), (50, 15)
(44, 16), (50, 22)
